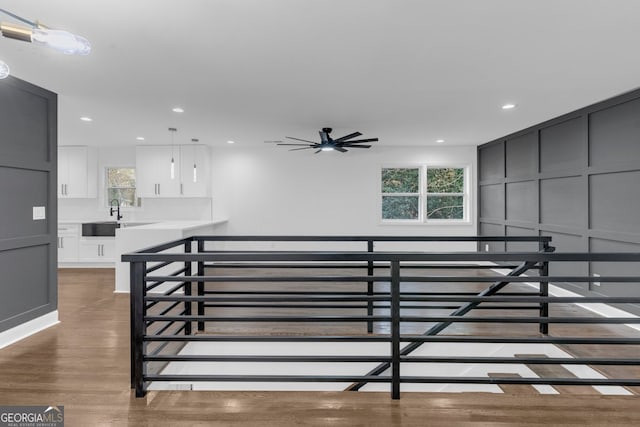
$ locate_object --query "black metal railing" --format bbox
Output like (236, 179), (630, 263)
(123, 235), (640, 398)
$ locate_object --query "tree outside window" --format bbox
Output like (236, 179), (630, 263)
(381, 166), (467, 222)
(106, 167), (136, 207)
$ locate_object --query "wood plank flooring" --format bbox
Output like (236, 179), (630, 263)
(0, 268), (639, 426)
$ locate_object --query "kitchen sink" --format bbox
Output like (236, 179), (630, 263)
(81, 221), (120, 237)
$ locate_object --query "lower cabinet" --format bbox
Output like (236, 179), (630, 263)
(58, 223), (115, 265)
(78, 238), (115, 263)
(58, 227), (79, 263)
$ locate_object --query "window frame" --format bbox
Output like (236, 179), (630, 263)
(105, 166), (138, 209)
(380, 163), (471, 225)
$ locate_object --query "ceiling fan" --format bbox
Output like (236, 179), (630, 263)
(266, 127), (378, 153)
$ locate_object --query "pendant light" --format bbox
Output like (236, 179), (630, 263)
(168, 127), (177, 179)
(191, 138), (198, 182)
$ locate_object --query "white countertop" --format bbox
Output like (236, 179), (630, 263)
(118, 219), (226, 231)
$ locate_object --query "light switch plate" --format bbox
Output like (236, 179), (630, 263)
(33, 206), (46, 220)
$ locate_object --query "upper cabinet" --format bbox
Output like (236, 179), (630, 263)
(58, 146), (97, 198)
(136, 145), (210, 198)
(180, 145), (210, 197)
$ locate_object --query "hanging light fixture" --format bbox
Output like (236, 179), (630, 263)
(0, 59), (8, 79)
(0, 8), (91, 55)
(191, 138), (198, 183)
(168, 127), (177, 179)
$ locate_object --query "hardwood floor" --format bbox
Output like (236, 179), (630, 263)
(0, 268), (639, 426)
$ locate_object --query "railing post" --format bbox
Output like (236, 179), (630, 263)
(540, 259), (549, 335)
(184, 241), (192, 336)
(390, 259), (401, 400)
(131, 260), (147, 397)
(367, 239), (374, 333)
(197, 239), (205, 332)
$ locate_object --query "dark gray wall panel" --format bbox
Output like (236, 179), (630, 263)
(0, 168), (49, 240)
(506, 132), (537, 179)
(589, 170), (640, 233)
(540, 176), (585, 228)
(506, 226), (537, 252)
(0, 76), (56, 334)
(589, 97), (640, 167)
(479, 222), (504, 251)
(0, 246), (49, 321)
(506, 181), (536, 223)
(480, 184), (503, 220)
(0, 82), (50, 164)
(479, 143), (504, 182)
(539, 117), (584, 173)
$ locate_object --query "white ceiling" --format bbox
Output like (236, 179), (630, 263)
(2, 0), (640, 148)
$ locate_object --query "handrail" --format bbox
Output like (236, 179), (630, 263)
(126, 235), (640, 399)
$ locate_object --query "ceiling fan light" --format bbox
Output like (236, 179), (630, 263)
(321, 147), (334, 151)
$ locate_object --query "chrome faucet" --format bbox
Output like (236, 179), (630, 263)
(109, 199), (123, 221)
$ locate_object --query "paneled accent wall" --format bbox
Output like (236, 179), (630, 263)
(478, 88), (640, 314)
(0, 77), (57, 333)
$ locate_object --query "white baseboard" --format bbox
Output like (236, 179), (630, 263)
(0, 311), (60, 349)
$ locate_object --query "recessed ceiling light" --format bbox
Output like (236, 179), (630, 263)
(136, 136), (145, 141)
(227, 140), (235, 144)
(436, 139), (445, 143)
(172, 107), (184, 113)
(80, 116), (92, 122)
(501, 103), (517, 110)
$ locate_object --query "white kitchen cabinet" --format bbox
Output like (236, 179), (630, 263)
(135, 146), (182, 197)
(180, 144), (210, 197)
(57, 224), (79, 262)
(58, 146), (97, 198)
(78, 237), (115, 263)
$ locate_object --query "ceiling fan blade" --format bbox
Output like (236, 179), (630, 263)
(289, 147), (315, 151)
(334, 132), (362, 142)
(264, 140), (283, 143)
(286, 136), (317, 143)
(276, 143), (313, 146)
(319, 130), (330, 143)
(335, 147), (348, 153)
(340, 138), (378, 144)
(314, 149), (322, 154)
(342, 144), (371, 148)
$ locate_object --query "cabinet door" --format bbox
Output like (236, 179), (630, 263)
(78, 238), (115, 263)
(136, 146), (181, 197)
(58, 146), (97, 198)
(180, 145), (210, 197)
(57, 235), (78, 262)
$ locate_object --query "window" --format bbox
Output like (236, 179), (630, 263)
(106, 167), (136, 207)
(381, 166), (468, 222)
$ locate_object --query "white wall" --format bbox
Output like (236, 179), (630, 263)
(211, 145), (477, 243)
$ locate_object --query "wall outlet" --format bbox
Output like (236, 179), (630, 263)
(592, 273), (601, 287)
(32, 206), (46, 220)
(485, 243), (490, 252)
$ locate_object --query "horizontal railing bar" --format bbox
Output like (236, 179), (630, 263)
(142, 334), (640, 344)
(145, 374), (392, 383)
(146, 282), (190, 309)
(144, 335), (392, 342)
(145, 315), (390, 322)
(194, 235), (552, 243)
(123, 251), (640, 263)
(144, 267), (189, 292)
(145, 355), (392, 363)
(146, 295), (389, 302)
(203, 262), (522, 270)
(398, 316), (640, 324)
(400, 377), (640, 386)
(200, 303), (538, 311)
(400, 356), (640, 365)
(146, 317), (187, 340)
(147, 324), (187, 357)
(146, 275), (391, 282)
(200, 291), (525, 296)
(400, 336), (640, 344)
